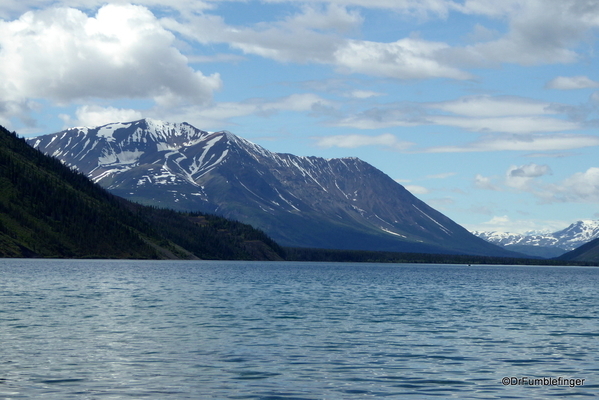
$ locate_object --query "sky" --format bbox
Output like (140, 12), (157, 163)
(1, 0), (598, 234)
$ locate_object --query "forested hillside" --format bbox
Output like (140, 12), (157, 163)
(0, 125), (284, 260)
(557, 238), (599, 264)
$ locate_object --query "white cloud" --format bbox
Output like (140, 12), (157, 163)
(285, 4), (363, 33)
(261, 0), (454, 17)
(429, 95), (555, 117)
(448, 0), (598, 67)
(150, 93), (332, 129)
(0, 1), (215, 20)
(426, 133), (599, 153)
(486, 215), (511, 226)
(430, 115), (580, 134)
(475, 164), (599, 205)
(466, 214), (568, 234)
(546, 76), (599, 90)
(312, 133), (414, 150)
(203, 93), (331, 119)
(507, 163), (551, 178)
(161, 7), (344, 64)
(187, 53), (247, 64)
(6, 0), (599, 80)
(505, 163), (552, 190)
(426, 172), (456, 179)
(331, 95), (583, 133)
(425, 95), (584, 134)
(331, 103), (427, 129)
(0, 4), (221, 110)
(344, 90), (385, 99)
(334, 38), (473, 80)
(542, 167), (599, 203)
(474, 174), (501, 191)
(62, 105), (144, 128)
(405, 185), (430, 195)
(454, 0), (523, 18)
(164, 6), (473, 81)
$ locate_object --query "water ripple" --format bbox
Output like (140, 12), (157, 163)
(1, 260), (598, 399)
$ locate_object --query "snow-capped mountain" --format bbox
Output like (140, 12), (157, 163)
(28, 119), (516, 256)
(472, 220), (599, 258)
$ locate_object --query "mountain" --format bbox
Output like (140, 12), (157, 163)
(0, 124), (284, 260)
(28, 119), (515, 257)
(557, 238), (599, 264)
(472, 220), (599, 258)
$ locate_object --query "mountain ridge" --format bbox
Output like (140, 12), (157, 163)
(29, 119), (519, 257)
(472, 219), (599, 258)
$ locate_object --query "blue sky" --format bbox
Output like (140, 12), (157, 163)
(1, 0), (598, 234)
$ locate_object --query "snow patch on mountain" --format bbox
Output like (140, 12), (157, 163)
(97, 122), (131, 141)
(473, 220), (599, 251)
(413, 204), (452, 235)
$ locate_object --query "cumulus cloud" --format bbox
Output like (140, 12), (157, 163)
(0, 4), (221, 111)
(508, 163), (551, 178)
(546, 76), (599, 90)
(475, 163), (599, 205)
(542, 167), (599, 203)
(6, 0), (599, 85)
(0, 0), (215, 20)
(505, 163), (552, 190)
(61, 105), (144, 128)
(312, 133), (414, 150)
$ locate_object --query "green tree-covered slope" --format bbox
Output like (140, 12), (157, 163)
(0, 125), (284, 260)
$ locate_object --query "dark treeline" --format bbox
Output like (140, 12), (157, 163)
(284, 247), (599, 266)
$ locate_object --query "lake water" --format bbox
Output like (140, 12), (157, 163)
(1, 259), (598, 399)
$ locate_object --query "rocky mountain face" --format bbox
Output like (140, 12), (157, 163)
(472, 220), (599, 258)
(28, 119), (516, 256)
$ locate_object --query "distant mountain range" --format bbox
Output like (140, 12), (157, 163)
(28, 119), (517, 257)
(472, 220), (599, 258)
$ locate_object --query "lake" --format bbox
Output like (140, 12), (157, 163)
(1, 259), (597, 399)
